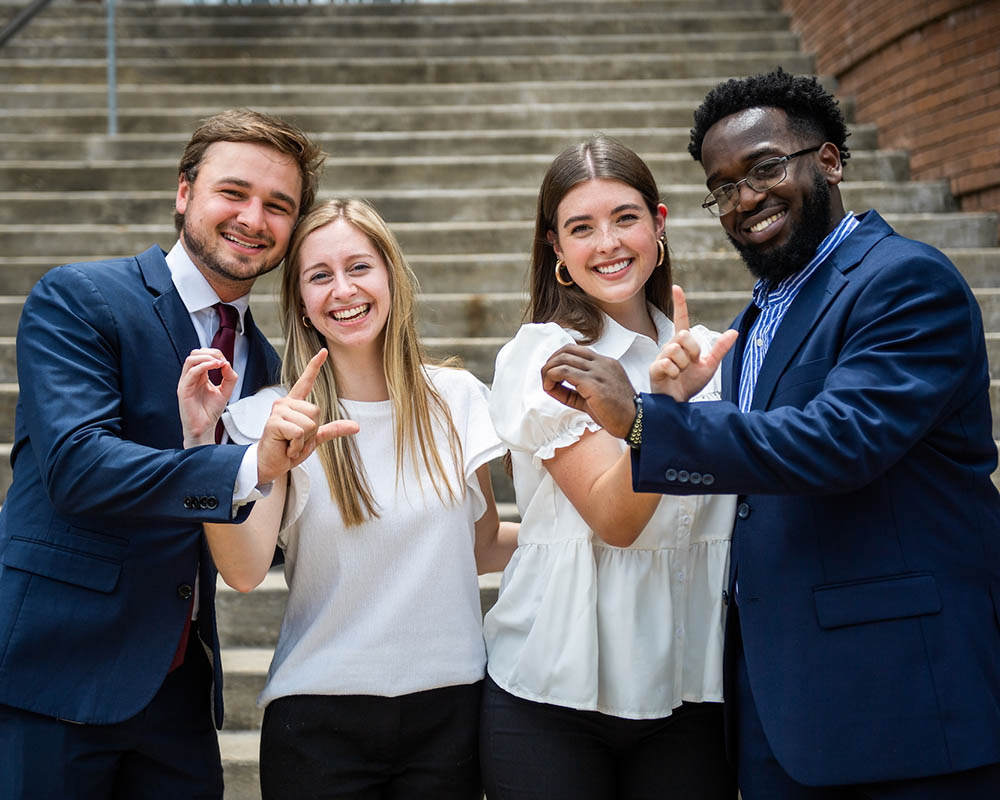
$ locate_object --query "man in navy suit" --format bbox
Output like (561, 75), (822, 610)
(541, 70), (1000, 798)
(0, 109), (324, 798)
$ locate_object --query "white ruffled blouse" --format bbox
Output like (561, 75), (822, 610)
(484, 307), (736, 719)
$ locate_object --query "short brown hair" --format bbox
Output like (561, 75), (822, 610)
(173, 108), (325, 232)
(529, 136), (672, 343)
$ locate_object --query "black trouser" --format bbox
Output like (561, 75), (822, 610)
(0, 621), (222, 800)
(260, 682), (482, 800)
(480, 675), (736, 800)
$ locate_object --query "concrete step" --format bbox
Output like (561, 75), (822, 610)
(0, 150), (910, 190)
(0, 94), (836, 135)
(21, 11), (795, 40)
(31, 1), (789, 20)
(4, 214), (996, 260)
(0, 77), (834, 112)
(0, 51), (815, 85)
(4, 31), (803, 60)
(219, 730), (260, 800)
(0, 124), (878, 159)
(0, 181), (955, 225)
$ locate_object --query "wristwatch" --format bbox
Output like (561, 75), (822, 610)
(626, 393), (643, 450)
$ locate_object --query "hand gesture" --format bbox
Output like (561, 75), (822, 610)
(257, 349), (360, 485)
(649, 285), (739, 401)
(178, 348), (238, 448)
(541, 345), (637, 439)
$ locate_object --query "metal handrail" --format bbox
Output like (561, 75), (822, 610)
(0, 0), (117, 135)
(0, 0), (55, 47)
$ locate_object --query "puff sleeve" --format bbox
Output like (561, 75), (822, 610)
(489, 323), (602, 467)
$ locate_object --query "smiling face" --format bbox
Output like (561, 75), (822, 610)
(297, 218), (392, 361)
(175, 140), (302, 301)
(701, 107), (844, 284)
(548, 177), (666, 327)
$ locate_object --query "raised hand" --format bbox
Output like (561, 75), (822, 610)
(178, 348), (239, 448)
(649, 285), (739, 401)
(541, 345), (637, 439)
(257, 349), (360, 485)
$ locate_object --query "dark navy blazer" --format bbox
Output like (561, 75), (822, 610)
(0, 246), (280, 728)
(632, 211), (1000, 785)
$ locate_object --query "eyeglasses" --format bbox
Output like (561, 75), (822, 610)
(701, 146), (822, 217)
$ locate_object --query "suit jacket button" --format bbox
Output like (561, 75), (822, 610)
(690, 472), (702, 484)
(702, 474), (714, 486)
(177, 584), (193, 600)
(677, 470), (689, 483)
(722, 589), (729, 606)
(205, 496), (218, 510)
(737, 502), (751, 519)
(665, 468), (678, 481)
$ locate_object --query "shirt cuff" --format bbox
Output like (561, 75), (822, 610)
(231, 442), (273, 516)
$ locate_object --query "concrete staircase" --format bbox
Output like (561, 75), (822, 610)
(2, 1), (998, 797)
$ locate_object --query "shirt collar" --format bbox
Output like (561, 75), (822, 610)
(585, 303), (674, 361)
(165, 240), (250, 332)
(751, 211), (858, 310)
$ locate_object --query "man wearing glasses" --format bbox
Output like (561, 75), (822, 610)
(541, 69), (1000, 798)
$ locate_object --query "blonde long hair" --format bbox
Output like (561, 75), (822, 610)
(280, 199), (463, 527)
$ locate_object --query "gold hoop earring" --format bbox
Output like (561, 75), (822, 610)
(656, 237), (665, 267)
(554, 259), (574, 287)
(301, 314), (312, 329)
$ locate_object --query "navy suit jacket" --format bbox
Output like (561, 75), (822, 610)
(632, 211), (1000, 785)
(0, 246), (280, 727)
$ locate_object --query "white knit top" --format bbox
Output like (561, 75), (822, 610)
(221, 366), (505, 706)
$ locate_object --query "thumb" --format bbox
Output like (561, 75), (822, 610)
(315, 418), (360, 445)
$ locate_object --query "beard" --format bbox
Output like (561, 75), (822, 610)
(727, 170), (833, 285)
(181, 217), (280, 288)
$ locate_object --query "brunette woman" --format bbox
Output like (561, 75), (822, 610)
(481, 137), (737, 799)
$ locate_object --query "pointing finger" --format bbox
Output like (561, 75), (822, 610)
(288, 348), (328, 401)
(672, 285), (689, 333)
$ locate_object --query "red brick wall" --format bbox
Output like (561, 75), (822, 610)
(782, 0), (1000, 240)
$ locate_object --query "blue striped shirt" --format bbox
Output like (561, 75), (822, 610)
(738, 213), (859, 412)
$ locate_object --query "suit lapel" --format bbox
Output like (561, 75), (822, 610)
(138, 246), (201, 365)
(749, 211), (894, 411)
(750, 263), (846, 411)
(239, 307), (279, 398)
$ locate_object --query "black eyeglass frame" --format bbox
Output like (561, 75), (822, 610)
(701, 146), (823, 217)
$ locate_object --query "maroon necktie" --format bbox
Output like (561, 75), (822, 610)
(209, 303), (238, 444)
(168, 303), (239, 673)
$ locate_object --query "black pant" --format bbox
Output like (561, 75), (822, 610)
(260, 682), (482, 800)
(480, 675), (736, 800)
(0, 622), (222, 800)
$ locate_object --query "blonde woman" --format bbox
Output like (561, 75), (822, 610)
(178, 199), (517, 799)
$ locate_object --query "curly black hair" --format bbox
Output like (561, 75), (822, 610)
(688, 68), (851, 165)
